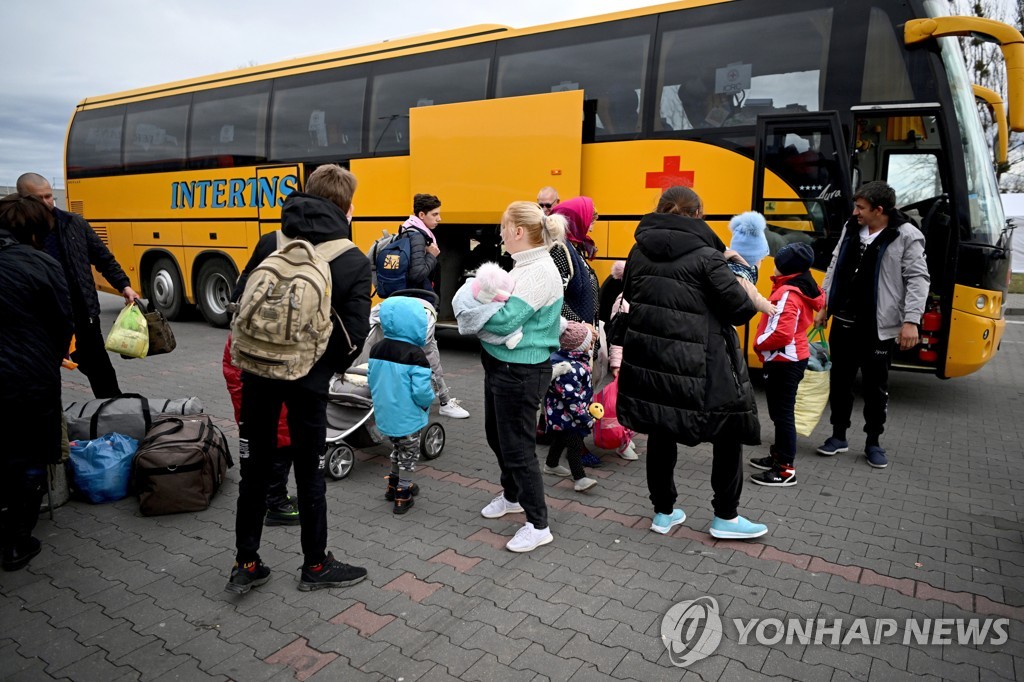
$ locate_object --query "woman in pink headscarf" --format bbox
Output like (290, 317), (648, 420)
(549, 197), (600, 327)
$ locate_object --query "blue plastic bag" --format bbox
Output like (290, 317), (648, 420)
(69, 433), (138, 503)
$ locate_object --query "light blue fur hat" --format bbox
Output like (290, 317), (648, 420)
(728, 211), (769, 266)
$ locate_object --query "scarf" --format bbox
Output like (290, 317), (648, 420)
(551, 197), (597, 260)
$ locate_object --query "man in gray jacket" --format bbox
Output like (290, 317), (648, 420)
(813, 181), (929, 469)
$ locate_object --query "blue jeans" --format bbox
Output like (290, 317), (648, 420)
(481, 351), (551, 529)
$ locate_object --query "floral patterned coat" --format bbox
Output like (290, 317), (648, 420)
(543, 349), (595, 435)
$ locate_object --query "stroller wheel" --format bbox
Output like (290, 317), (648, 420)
(327, 445), (355, 480)
(420, 422), (445, 460)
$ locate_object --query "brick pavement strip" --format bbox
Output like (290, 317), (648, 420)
(3, 302), (1024, 680)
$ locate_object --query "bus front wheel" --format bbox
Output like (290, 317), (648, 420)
(196, 260), (236, 328)
(149, 257), (184, 321)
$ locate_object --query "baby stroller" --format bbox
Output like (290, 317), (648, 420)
(324, 289), (447, 480)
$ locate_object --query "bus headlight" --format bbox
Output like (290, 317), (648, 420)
(975, 295), (987, 310)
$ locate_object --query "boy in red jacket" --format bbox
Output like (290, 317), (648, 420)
(750, 243), (825, 486)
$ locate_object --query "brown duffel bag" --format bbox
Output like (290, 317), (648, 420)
(133, 414), (233, 516)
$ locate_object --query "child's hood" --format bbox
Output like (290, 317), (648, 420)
(379, 297), (428, 346)
(771, 271), (825, 311)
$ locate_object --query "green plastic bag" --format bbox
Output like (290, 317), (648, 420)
(105, 302), (149, 359)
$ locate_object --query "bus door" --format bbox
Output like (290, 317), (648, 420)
(748, 112), (852, 356)
(255, 164), (303, 238)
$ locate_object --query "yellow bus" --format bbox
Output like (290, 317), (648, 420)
(65, 0), (1021, 378)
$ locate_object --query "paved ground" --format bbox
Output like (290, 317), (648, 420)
(1, 293), (1022, 681)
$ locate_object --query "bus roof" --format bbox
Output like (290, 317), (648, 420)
(76, 0), (729, 108)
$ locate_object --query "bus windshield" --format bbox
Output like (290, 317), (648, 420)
(924, 0), (1005, 246)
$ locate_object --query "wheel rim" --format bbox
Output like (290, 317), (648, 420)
(423, 425), (444, 457)
(329, 447), (354, 477)
(152, 270), (176, 309)
(202, 271), (232, 316)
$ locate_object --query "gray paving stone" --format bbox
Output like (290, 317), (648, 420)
(558, 632), (629, 674)
(411, 633), (485, 677)
(462, 653), (538, 682)
(113, 638), (194, 680)
(51, 649), (141, 681)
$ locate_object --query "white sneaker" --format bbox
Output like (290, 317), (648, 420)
(574, 477), (598, 492)
(439, 399), (470, 419)
(506, 522), (553, 553)
(481, 494), (524, 519)
(617, 442), (639, 460)
(542, 464), (572, 477)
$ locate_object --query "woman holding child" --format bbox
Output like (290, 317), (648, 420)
(473, 202), (566, 553)
(616, 186), (769, 540)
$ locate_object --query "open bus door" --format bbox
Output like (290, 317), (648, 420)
(747, 112), (853, 362)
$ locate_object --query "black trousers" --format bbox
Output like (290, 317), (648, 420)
(646, 431), (744, 520)
(71, 316), (122, 399)
(235, 378), (328, 567)
(828, 320), (895, 438)
(266, 447), (293, 506)
(481, 351), (551, 530)
(0, 398), (61, 551)
(764, 360), (808, 465)
(546, 432), (587, 480)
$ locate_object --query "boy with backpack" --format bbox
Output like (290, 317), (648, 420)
(370, 193), (470, 420)
(750, 242), (825, 487)
(367, 296), (435, 514)
(226, 165), (371, 594)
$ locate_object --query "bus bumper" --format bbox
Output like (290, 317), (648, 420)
(943, 310), (1005, 378)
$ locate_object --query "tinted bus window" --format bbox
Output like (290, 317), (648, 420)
(657, 8), (833, 131)
(67, 106), (125, 178)
(496, 18), (654, 138)
(124, 95), (190, 173)
(189, 82), (271, 168)
(369, 47), (491, 155)
(271, 68), (367, 160)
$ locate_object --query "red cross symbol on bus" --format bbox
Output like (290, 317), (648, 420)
(645, 156), (695, 190)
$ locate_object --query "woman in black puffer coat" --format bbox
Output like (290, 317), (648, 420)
(617, 186), (768, 540)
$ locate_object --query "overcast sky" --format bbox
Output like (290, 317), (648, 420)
(0, 0), (659, 188)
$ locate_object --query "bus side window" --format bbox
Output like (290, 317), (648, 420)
(189, 82), (270, 169)
(271, 69), (367, 160)
(67, 106), (126, 178)
(124, 95), (190, 174)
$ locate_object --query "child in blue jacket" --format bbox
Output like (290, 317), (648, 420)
(367, 296), (435, 514)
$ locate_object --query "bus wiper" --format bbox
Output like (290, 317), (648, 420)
(373, 114), (409, 154)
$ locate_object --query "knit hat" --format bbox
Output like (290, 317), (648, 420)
(775, 242), (814, 275)
(559, 321), (592, 352)
(728, 212), (769, 266)
(610, 261), (626, 280)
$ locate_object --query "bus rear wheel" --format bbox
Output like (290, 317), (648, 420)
(196, 260), (236, 328)
(148, 257), (184, 321)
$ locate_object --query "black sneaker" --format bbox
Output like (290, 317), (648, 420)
(750, 466), (797, 487)
(265, 497), (300, 526)
(298, 552), (367, 592)
(749, 455), (775, 471)
(2, 537), (41, 572)
(225, 560), (271, 594)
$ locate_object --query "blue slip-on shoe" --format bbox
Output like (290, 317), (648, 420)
(816, 437), (849, 456)
(650, 509), (686, 535)
(865, 445), (889, 469)
(709, 515), (768, 540)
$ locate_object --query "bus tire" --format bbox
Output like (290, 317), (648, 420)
(149, 257), (184, 321)
(196, 259), (236, 328)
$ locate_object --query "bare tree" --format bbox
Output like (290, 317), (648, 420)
(949, 0), (1024, 191)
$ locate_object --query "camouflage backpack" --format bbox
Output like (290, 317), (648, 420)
(231, 233), (355, 380)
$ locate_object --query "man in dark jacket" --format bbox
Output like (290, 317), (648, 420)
(227, 165), (371, 595)
(618, 186), (768, 540)
(17, 173), (139, 398)
(0, 194), (74, 571)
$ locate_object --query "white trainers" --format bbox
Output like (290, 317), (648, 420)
(574, 477), (598, 492)
(439, 399), (470, 419)
(617, 442), (639, 460)
(542, 464), (572, 477)
(506, 522), (553, 553)
(481, 494), (524, 519)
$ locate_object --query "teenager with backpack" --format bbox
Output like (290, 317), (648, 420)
(371, 193), (470, 420)
(226, 165), (371, 594)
